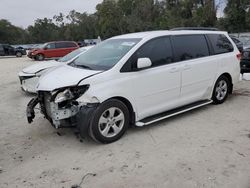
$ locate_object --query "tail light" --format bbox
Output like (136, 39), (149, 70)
(236, 53), (241, 61)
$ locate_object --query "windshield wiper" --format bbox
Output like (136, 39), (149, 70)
(71, 62), (92, 70)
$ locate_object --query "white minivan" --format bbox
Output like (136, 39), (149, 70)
(27, 30), (241, 143)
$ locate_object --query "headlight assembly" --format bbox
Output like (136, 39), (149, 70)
(53, 85), (90, 104)
(54, 89), (74, 103)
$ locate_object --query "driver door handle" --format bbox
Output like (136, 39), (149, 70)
(183, 64), (191, 70)
(170, 67), (179, 73)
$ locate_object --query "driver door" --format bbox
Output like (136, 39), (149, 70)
(44, 43), (56, 58)
(121, 36), (182, 120)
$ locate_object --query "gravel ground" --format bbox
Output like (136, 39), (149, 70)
(0, 57), (250, 188)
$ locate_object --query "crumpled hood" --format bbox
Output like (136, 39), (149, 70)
(22, 60), (62, 74)
(37, 65), (101, 91)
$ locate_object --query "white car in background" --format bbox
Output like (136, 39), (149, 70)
(18, 46), (93, 93)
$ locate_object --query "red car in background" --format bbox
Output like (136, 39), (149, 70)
(27, 41), (79, 61)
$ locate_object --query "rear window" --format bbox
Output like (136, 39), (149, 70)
(207, 34), (234, 54)
(172, 35), (209, 61)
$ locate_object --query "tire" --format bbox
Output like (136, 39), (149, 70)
(16, 52), (22, 57)
(35, 54), (44, 61)
(88, 99), (130, 144)
(212, 75), (230, 104)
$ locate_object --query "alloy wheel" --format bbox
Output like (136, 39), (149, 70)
(215, 80), (228, 101)
(98, 107), (125, 138)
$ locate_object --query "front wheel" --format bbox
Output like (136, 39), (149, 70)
(16, 52), (22, 57)
(88, 99), (130, 144)
(212, 75), (230, 104)
(35, 54), (44, 61)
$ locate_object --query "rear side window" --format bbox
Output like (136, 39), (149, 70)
(56, 42), (65, 48)
(172, 35), (209, 61)
(207, 34), (234, 54)
(56, 42), (68, 48)
(55, 42), (77, 48)
(66, 42), (77, 48)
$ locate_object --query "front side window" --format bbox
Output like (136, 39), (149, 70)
(123, 37), (173, 71)
(45, 43), (55, 49)
(207, 34), (234, 54)
(70, 38), (141, 70)
(172, 35), (209, 62)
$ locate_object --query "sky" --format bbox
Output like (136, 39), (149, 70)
(0, 0), (103, 28)
(0, 0), (226, 28)
(216, 0), (227, 18)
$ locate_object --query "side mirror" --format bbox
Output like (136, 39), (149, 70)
(137, 58), (152, 69)
(44, 47), (48, 50)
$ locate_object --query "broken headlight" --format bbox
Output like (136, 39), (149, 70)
(54, 85), (89, 104)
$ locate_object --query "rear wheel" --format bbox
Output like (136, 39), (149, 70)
(88, 99), (129, 143)
(35, 54), (44, 61)
(212, 75), (230, 104)
(16, 52), (22, 57)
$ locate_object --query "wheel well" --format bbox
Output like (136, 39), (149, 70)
(220, 73), (233, 94)
(111, 97), (135, 125)
(35, 53), (45, 60)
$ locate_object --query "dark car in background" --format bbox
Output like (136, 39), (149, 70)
(230, 36), (244, 52)
(27, 41), (79, 61)
(0, 44), (27, 57)
(240, 49), (250, 74)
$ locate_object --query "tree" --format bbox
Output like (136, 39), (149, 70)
(27, 18), (60, 43)
(1, 0), (250, 45)
(219, 0), (250, 32)
(0, 19), (28, 44)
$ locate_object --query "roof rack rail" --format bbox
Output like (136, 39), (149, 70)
(170, 27), (219, 31)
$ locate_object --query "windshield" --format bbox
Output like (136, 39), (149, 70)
(40, 43), (48, 49)
(70, 38), (141, 70)
(58, 48), (86, 62)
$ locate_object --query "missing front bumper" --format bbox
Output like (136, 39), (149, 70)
(26, 91), (99, 133)
(27, 94), (80, 128)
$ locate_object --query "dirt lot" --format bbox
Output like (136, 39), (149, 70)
(0, 57), (250, 188)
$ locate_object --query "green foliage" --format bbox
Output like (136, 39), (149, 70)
(27, 18), (61, 43)
(0, 0), (249, 44)
(218, 0), (250, 32)
(0, 19), (28, 44)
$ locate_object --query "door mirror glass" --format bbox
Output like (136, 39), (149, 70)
(137, 58), (152, 69)
(43, 47), (48, 50)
